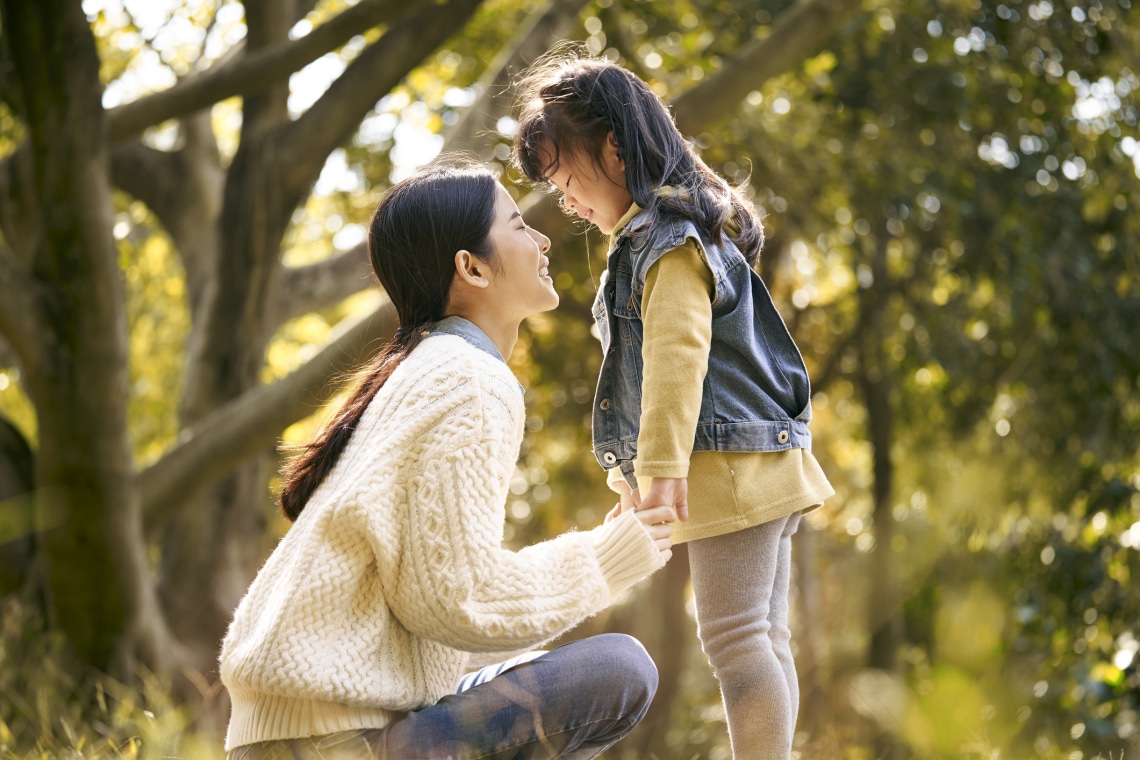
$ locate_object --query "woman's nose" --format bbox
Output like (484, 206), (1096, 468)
(534, 228), (551, 253)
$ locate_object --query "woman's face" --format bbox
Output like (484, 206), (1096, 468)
(485, 183), (558, 318)
(542, 139), (632, 235)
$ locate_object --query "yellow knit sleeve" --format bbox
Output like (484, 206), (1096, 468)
(634, 239), (714, 482)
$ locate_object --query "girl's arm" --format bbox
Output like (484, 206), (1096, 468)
(634, 239), (715, 520)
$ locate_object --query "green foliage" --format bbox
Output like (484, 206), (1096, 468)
(116, 195), (192, 466)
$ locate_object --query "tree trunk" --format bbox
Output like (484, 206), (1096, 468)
(157, 0), (297, 673)
(0, 0), (169, 673)
(860, 237), (902, 759)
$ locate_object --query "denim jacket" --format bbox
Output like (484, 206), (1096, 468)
(591, 208), (813, 487)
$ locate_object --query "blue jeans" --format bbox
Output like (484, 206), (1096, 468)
(227, 633), (657, 760)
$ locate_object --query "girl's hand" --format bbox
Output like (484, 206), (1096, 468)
(640, 477), (689, 522)
(633, 504), (675, 563)
(603, 485), (640, 523)
(619, 486), (641, 515)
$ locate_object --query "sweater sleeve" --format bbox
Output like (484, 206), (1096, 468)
(634, 239), (715, 482)
(377, 391), (664, 654)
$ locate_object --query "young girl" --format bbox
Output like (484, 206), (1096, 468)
(219, 158), (676, 759)
(514, 53), (834, 759)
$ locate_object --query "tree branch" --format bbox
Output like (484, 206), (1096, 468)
(106, 0), (429, 142)
(443, 0), (589, 156)
(271, 244), (374, 327)
(140, 299), (397, 530)
(278, 0), (485, 198)
(670, 0), (865, 134)
(109, 140), (182, 221)
(109, 121), (224, 324)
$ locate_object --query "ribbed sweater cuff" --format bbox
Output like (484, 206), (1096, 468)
(590, 511), (665, 599)
(225, 688), (395, 750)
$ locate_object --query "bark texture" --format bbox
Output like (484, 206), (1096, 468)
(671, 0), (864, 134)
(0, 0), (169, 672)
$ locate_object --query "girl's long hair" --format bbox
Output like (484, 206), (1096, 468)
(513, 48), (764, 266)
(278, 158), (498, 521)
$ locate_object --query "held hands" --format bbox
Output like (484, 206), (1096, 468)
(640, 477), (689, 523)
(602, 477), (689, 564)
(603, 486), (641, 523)
(604, 477), (690, 524)
(631, 505), (675, 564)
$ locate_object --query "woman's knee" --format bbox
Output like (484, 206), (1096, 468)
(572, 634), (659, 714)
(601, 633), (658, 688)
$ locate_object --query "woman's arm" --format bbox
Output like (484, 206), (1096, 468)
(373, 408), (668, 654)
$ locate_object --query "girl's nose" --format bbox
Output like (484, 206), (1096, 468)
(561, 192), (579, 216)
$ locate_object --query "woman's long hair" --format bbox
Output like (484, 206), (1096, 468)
(278, 158), (498, 521)
(513, 48), (764, 266)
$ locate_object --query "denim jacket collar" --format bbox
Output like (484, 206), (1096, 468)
(428, 316), (507, 364)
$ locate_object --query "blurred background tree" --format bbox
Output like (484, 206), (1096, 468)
(0, 0), (1136, 757)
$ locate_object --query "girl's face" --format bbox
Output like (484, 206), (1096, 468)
(542, 138), (632, 235)
(485, 183), (558, 318)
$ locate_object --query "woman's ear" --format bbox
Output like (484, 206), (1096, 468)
(454, 250), (491, 289)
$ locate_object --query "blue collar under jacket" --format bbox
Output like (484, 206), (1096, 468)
(429, 315), (507, 364)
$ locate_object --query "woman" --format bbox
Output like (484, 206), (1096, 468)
(219, 158), (675, 759)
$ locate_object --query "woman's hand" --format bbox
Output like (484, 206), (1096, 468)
(633, 504), (675, 563)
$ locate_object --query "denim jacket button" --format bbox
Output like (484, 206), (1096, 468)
(777, 430), (790, 444)
(599, 398), (612, 410)
(602, 452), (617, 464)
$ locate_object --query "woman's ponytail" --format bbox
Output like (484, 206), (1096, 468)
(278, 326), (430, 521)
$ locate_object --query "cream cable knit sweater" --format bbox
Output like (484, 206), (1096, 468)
(219, 333), (666, 750)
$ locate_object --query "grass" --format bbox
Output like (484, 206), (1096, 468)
(0, 597), (223, 760)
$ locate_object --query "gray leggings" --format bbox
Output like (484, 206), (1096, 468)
(688, 511), (802, 760)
